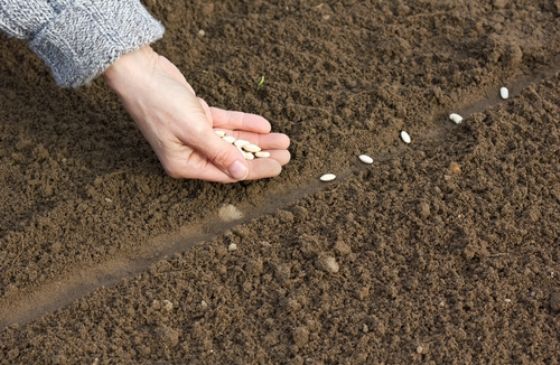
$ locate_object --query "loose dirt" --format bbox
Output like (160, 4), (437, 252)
(1, 0), (559, 363)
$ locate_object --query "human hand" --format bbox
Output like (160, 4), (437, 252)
(103, 46), (290, 182)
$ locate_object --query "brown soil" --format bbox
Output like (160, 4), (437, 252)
(1, 0), (560, 363)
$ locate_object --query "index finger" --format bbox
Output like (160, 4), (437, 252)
(210, 107), (272, 133)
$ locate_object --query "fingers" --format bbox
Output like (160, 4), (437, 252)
(265, 149), (291, 166)
(210, 107), (271, 133)
(184, 130), (250, 180)
(188, 158), (284, 183)
(215, 130), (291, 150)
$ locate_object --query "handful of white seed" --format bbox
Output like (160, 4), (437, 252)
(214, 130), (270, 160)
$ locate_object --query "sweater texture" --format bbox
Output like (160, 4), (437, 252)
(0, 0), (164, 87)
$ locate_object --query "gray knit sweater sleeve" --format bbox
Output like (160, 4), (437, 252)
(0, 0), (164, 87)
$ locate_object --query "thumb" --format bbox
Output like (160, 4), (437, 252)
(194, 131), (250, 180)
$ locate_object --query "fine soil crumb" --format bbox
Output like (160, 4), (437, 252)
(418, 201), (431, 218)
(317, 254), (339, 273)
(334, 240), (352, 255)
(550, 291), (560, 312)
(155, 325), (179, 348)
(292, 326), (309, 347)
(161, 299), (173, 312)
(218, 204), (244, 222)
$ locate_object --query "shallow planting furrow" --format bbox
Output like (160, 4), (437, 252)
(2, 63), (559, 329)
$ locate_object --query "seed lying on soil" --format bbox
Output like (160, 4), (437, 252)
(214, 130), (226, 137)
(228, 243), (238, 251)
(400, 131), (411, 144)
(449, 113), (464, 124)
(223, 135), (236, 144)
(243, 143), (261, 153)
(255, 151), (271, 158)
(358, 154), (373, 164)
(319, 173), (336, 182)
(500, 86), (509, 99)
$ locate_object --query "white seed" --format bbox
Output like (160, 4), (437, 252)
(400, 131), (411, 144)
(449, 113), (464, 124)
(228, 243), (237, 251)
(197, 29), (205, 37)
(243, 143), (261, 153)
(214, 130), (226, 137)
(320, 173), (336, 182)
(243, 151), (255, 160)
(223, 135), (236, 144)
(234, 139), (250, 148)
(500, 86), (509, 99)
(358, 154), (373, 164)
(255, 151), (271, 158)
(200, 300), (208, 309)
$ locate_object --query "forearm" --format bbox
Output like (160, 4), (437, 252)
(0, 0), (164, 88)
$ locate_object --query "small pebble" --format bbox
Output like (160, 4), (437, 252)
(214, 130), (226, 137)
(243, 151), (255, 160)
(197, 29), (206, 37)
(243, 143), (261, 153)
(500, 86), (509, 99)
(228, 243), (238, 251)
(449, 113), (464, 124)
(318, 254), (339, 273)
(218, 204), (244, 222)
(234, 139), (250, 148)
(319, 173), (336, 182)
(200, 300), (208, 309)
(255, 151), (271, 158)
(358, 154), (373, 164)
(162, 299), (173, 311)
(222, 135), (236, 144)
(449, 162), (461, 174)
(400, 131), (411, 144)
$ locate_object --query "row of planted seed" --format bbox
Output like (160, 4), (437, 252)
(319, 86), (510, 182)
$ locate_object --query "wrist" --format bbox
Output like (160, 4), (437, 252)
(104, 46), (158, 95)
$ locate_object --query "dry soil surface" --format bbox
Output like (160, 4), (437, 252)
(1, 1), (559, 364)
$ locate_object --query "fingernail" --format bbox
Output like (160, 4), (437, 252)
(229, 160), (248, 180)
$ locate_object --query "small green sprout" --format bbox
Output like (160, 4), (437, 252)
(257, 75), (265, 89)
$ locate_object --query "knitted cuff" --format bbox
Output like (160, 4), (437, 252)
(29, 0), (165, 88)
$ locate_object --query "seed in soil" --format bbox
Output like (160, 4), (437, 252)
(358, 154), (373, 164)
(319, 173), (336, 182)
(449, 113), (464, 124)
(222, 135), (236, 144)
(255, 151), (271, 158)
(234, 139), (250, 148)
(214, 130), (226, 137)
(243, 151), (255, 160)
(243, 143), (261, 153)
(400, 131), (411, 144)
(228, 243), (237, 251)
(500, 86), (509, 99)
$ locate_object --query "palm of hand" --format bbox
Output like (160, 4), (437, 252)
(122, 54), (290, 182)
